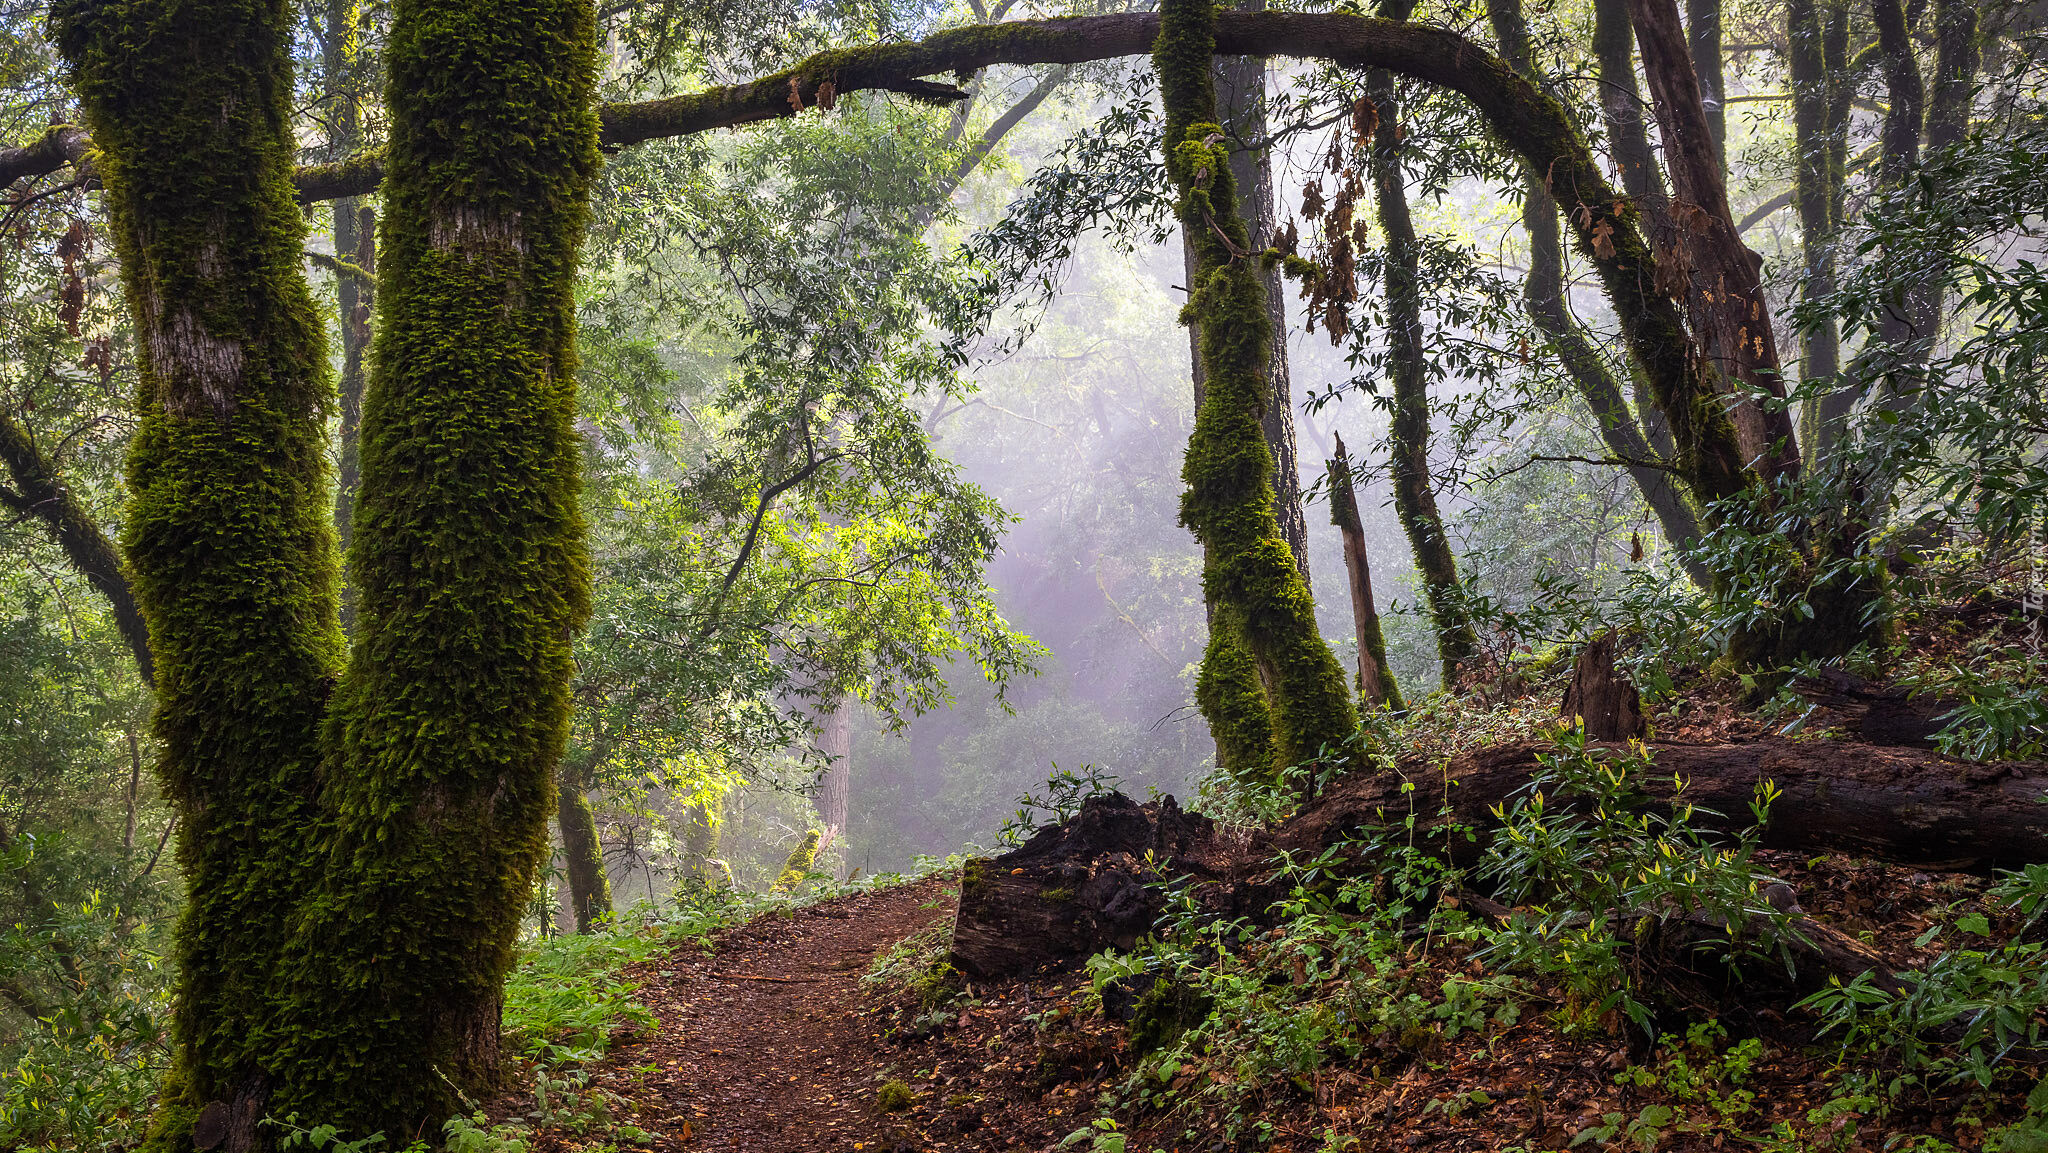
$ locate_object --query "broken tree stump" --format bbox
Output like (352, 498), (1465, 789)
(1560, 630), (1645, 740)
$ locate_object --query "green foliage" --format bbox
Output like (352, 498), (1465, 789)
(0, 838), (174, 1153)
(996, 764), (1122, 847)
(1800, 863), (2048, 1095)
(1476, 725), (1790, 1031)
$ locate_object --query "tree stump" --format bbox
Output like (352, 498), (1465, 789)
(948, 793), (1254, 980)
(1561, 630), (1646, 740)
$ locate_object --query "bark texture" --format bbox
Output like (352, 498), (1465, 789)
(278, 0), (599, 1131)
(1627, 0), (1801, 481)
(50, 0), (343, 1145)
(1559, 632), (1646, 740)
(1328, 433), (1403, 709)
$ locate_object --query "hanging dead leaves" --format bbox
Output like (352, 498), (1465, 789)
(785, 75), (839, 114)
(1272, 95), (1389, 345)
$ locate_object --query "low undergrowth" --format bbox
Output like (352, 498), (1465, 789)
(989, 726), (2048, 1153)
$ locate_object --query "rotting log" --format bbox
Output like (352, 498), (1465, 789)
(1280, 738), (2048, 875)
(950, 794), (1253, 980)
(951, 739), (2048, 979)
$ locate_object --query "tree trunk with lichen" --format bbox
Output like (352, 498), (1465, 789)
(50, 0), (344, 1147)
(557, 760), (612, 932)
(1327, 434), (1402, 710)
(1157, 0), (1356, 783)
(1367, 0), (1478, 688)
(274, 0), (599, 1133)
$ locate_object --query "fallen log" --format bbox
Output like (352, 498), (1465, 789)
(950, 737), (2048, 979)
(1281, 737), (2048, 875)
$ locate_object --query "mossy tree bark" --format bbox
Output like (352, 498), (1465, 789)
(1366, 0), (1479, 686)
(556, 759), (612, 932)
(50, 0), (344, 1144)
(277, 0), (599, 1131)
(1157, 0), (1356, 782)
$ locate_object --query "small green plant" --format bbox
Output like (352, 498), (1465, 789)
(997, 764), (1122, 846)
(1058, 1116), (1127, 1152)
(1800, 863), (2048, 1094)
(876, 1080), (915, 1113)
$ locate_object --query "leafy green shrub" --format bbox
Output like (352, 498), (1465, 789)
(0, 836), (175, 1153)
(1800, 863), (2048, 1095)
(1475, 725), (1789, 1032)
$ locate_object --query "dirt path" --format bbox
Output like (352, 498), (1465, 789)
(623, 877), (955, 1152)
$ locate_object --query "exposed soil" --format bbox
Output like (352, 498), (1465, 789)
(538, 876), (958, 1152)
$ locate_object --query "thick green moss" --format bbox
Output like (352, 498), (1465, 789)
(274, 0), (600, 1131)
(773, 830), (825, 893)
(1156, 0), (1356, 783)
(50, 0), (343, 1141)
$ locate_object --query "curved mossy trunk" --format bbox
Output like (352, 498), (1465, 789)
(278, 0), (599, 1132)
(556, 761), (612, 932)
(1365, 0), (1478, 687)
(1156, 0), (1356, 783)
(50, 0), (342, 1145)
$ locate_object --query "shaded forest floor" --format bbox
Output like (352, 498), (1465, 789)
(507, 851), (2027, 1153)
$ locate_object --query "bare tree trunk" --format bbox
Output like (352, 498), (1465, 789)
(1328, 434), (1403, 710)
(1685, 0), (1725, 173)
(1790, 0), (1848, 461)
(1627, 0), (1802, 481)
(818, 698), (851, 839)
(1491, 0), (1708, 584)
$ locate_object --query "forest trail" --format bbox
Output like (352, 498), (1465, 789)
(624, 877), (956, 1152)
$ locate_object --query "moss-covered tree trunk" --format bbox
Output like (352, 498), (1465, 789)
(278, 0), (599, 1131)
(556, 760), (612, 932)
(1157, 0), (1355, 782)
(1366, 0), (1478, 687)
(51, 1), (343, 1146)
